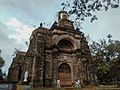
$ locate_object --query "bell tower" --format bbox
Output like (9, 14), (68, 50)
(58, 11), (74, 30)
(58, 11), (68, 22)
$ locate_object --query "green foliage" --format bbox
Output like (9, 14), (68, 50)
(25, 41), (29, 47)
(109, 59), (120, 80)
(0, 49), (5, 78)
(90, 34), (120, 83)
(62, 0), (119, 22)
(97, 65), (110, 74)
(0, 56), (4, 68)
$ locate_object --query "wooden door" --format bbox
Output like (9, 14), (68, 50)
(58, 63), (72, 87)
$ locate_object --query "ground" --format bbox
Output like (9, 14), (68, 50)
(17, 85), (120, 90)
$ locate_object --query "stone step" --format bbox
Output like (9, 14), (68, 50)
(99, 85), (118, 88)
(96, 87), (120, 90)
(96, 85), (120, 90)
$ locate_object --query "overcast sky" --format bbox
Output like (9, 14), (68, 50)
(0, 0), (120, 74)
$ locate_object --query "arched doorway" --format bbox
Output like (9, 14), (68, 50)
(58, 63), (72, 87)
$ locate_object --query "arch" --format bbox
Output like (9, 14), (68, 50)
(58, 63), (72, 87)
(58, 39), (74, 50)
(52, 35), (79, 49)
(58, 63), (71, 72)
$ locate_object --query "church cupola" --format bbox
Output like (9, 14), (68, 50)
(58, 11), (68, 22)
(57, 11), (74, 30)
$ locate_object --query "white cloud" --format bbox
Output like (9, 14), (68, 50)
(6, 18), (22, 28)
(0, 18), (35, 73)
(5, 17), (35, 43)
(83, 8), (120, 41)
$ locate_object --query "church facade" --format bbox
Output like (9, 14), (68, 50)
(8, 11), (95, 87)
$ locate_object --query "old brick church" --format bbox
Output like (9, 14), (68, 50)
(8, 11), (95, 87)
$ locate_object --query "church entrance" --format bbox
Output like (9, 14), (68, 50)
(58, 63), (72, 87)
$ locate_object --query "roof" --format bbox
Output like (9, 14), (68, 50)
(31, 27), (50, 36)
(16, 51), (26, 56)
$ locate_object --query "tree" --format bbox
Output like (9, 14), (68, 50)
(0, 57), (4, 68)
(0, 49), (4, 68)
(90, 34), (120, 83)
(25, 41), (29, 47)
(62, 0), (119, 22)
(0, 49), (5, 81)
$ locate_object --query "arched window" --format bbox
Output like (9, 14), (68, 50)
(58, 39), (74, 50)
